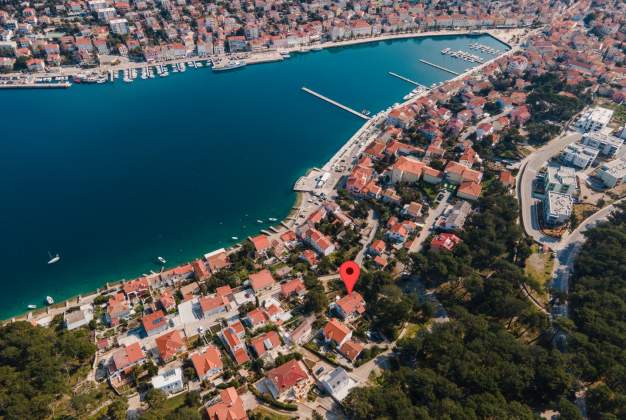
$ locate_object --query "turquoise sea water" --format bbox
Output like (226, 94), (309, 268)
(0, 34), (507, 318)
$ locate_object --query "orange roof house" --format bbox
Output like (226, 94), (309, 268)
(155, 330), (185, 362)
(206, 387), (247, 420)
(249, 235), (271, 256)
(334, 292), (366, 321)
(323, 318), (352, 347)
(249, 269), (276, 293)
(264, 359), (311, 401)
(191, 346), (223, 381)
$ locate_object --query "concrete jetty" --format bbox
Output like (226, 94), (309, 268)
(418, 59), (460, 76)
(301, 87), (371, 120)
(388, 72), (427, 88)
(0, 82), (71, 89)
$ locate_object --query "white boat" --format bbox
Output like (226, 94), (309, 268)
(157, 256), (166, 264)
(231, 236), (239, 240)
(256, 219), (263, 223)
(47, 251), (60, 265)
(45, 296), (54, 305)
(27, 304), (37, 309)
(212, 60), (247, 71)
(268, 217), (278, 222)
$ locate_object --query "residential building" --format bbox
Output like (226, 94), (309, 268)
(284, 316), (314, 346)
(106, 292), (130, 326)
(436, 201), (472, 231)
(323, 318), (352, 347)
(141, 310), (168, 337)
(206, 387), (247, 420)
(318, 367), (355, 401)
(199, 295), (227, 318)
(596, 157), (626, 188)
(333, 292), (366, 321)
(581, 131), (623, 157)
(545, 166), (578, 195)
(155, 330), (185, 362)
(575, 107), (614, 132)
(248, 269), (276, 294)
(543, 191), (573, 226)
(191, 346), (223, 381)
(339, 339), (364, 362)
(64, 304), (93, 330)
(249, 330), (281, 359)
(264, 359), (311, 401)
(560, 143), (599, 169)
(431, 233), (462, 252)
(151, 368), (184, 395)
(280, 278), (305, 299)
(108, 342), (145, 376)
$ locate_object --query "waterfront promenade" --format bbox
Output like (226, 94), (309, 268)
(0, 28), (523, 86)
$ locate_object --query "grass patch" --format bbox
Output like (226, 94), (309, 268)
(524, 244), (555, 292)
(404, 322), (423, 339)
(251, 406), (294, 420)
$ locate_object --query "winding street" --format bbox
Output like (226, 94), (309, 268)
(516, 131), (582, 246)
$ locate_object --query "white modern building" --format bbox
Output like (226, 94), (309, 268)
(575, 107), (614, 132)
(318, 367), (356, 401)
(560, 143), (599, 169)
(543, 191), (573, 226)
(581, 131), (623, 158)
(151, 368), (184, 395)
(109, 18), (129, 35)
(596, 157), (626, 188)
(545, 166), (578, 196)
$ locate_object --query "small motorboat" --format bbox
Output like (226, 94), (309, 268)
(157, 256), (167, 264)
(256, 219), (263, 223)
(45, 296), (54, 305)
(27, 304), (37, 309)
(268, 217), (278, 222)
(231, 236), (239, 240)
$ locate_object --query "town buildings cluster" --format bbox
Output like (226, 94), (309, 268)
(0, 0), (572, 73)
(18, 0), (626, 417)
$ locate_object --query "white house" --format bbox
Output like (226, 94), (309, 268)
(151, 368), (184, 395)
(545, 166), (578, 196)
(318, 367), (356, 401)
(64, 304), (94, 330)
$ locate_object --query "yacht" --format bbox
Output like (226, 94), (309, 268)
(212, 60), (247, 71)
(47, 252), (60, 265)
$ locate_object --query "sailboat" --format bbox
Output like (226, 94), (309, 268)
(47, 251), (60, 265)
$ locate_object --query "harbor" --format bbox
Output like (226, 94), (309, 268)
(0, 33), (510, 319)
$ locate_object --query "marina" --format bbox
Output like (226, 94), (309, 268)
(440, 48), (484, 63)
(388, 71), (428, 88)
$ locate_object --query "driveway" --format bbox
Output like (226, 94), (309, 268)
(409, 190), (451, 253)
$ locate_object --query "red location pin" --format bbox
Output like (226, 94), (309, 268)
(339, 261), (360, 294)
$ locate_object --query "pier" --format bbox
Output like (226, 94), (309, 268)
(388, 72), (427, 88)
(0, 82), (71, 89)
(418, 59), (460, 76)
(301, 87), (371, 120)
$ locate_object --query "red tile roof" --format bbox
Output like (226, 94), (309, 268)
(336, 292), (366, 317)
(141, 310), (167, 333)
(249, 269), (276, 292)
(266, 360), (309, 394)
(155, 330), (184, 361)
(191, 346), (223, 378)
(323, 318), (351, 345)
(206, 387), (247, 420)
(340, 339), (364, 362)
(250, 330), (281, 357)
(281, 278), (305, 297)
(250, 235), (271, 253)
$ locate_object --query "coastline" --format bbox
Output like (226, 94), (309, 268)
(4, 30), (521, 323)
(0, 27), (523, 84)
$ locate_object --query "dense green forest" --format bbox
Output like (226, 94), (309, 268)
(0, 321), (95, 419)
(345, 184), (575, 418)
(566, 203), (626, 419)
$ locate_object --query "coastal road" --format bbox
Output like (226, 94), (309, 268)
(409, 190), (451, 253)
(517, 131), (582, 246)
(551, 198), (624, 298)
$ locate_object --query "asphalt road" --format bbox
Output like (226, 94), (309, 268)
(517, 131), (582, 246)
